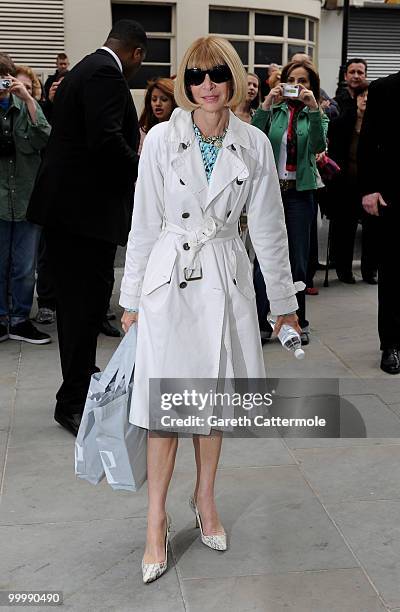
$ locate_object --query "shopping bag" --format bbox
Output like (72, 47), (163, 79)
(94, 325), (147, 492)
(75, 373), (108, 485)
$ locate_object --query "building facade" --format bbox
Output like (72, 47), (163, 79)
(2, 0), (399, 102)
(0, 0), (320, 105)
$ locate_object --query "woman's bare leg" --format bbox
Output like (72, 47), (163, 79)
(192, 431), (225, 534)
(143, 433), (178, 563)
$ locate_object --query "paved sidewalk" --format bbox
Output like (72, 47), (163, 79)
(1, 267), (400, 612)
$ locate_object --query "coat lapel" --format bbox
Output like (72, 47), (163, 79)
(167, 108), (251, 211)
(171, 143), (208, 207)
(204, 147), (249, 210)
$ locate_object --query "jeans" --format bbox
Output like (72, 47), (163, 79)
(254, 189), (317, 330)
(0, 220), (41, 326)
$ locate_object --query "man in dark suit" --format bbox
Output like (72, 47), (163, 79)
(335, 58), (367, 114)
(358, 72), (400, 374)
(27, 20), (147, 434)
(43, 52), (70, 100)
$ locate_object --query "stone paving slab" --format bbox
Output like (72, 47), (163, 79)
(293, 445), (400, 503)
(0, 518), (185, 612)
(180, 568), (387, 612)
(325, 500), (400, 609)
(169, 465), (357, 580)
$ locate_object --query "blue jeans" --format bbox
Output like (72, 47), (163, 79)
(254, 189), (317, 330)
(0, 220), (41, 326)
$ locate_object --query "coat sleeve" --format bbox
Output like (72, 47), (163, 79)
(83, 64), (139, 181)
(119, 127), (165, 309)
(358, 80), (380, 197)
(247, 132), (301, 316)
(251, 107), (272, 133)
(308, 110), (328, 154)
(25, 100), (51, 150)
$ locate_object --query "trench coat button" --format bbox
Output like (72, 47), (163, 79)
(182, 143), (188, 149)
(231, 144), (236, 151)
(182, 212), (190, 219)
(233, 279), (237, 285)
(183, 242), (190, 250)
(180, 179), (185, 185)
(227, 211), (231, 218)
(236, 179), (243, 185)
(179, 281), (187, 288)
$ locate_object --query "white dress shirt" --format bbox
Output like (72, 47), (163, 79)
(100, 46), (123, 73)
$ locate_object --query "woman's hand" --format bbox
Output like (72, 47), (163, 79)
(262, 85), (283, 111)
(6, 75), (33, 103)
(273, 313), (302, 337)
(298, 84), (319, 110)
(121, 310), (138, 333)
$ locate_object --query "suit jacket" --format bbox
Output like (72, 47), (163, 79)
(27, 49), (140, 245)
(358, 72), (400, 213)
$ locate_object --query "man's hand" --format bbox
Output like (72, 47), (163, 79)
(362, 192), (387, 216)
(48, 78), (63, 102)
(121, 310), (138, 333)
(273, 313), (302, 337)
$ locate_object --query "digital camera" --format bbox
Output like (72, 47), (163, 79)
(282, 84), (299, 98)
(0, 78), (12, 90)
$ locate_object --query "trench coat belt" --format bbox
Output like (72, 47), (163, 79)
(163, 217), (239, 279)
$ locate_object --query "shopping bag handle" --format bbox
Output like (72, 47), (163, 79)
(98, 325), (137, 391)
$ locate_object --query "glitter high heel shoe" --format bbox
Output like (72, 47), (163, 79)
(189, 496), (227, 551)
(142, 513), (171, 584)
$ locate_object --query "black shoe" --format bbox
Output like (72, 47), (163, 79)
(100, 320), (121, 337)
(54, 408), (82, 436)
(9, 320), (51, 344)
(106, 308), (116, 321)
(337, 273), (356, 284)
(380, 349), (400, 375)
(0, 321), (8, 342)
(362, 276), (378, 285)
(300, 331), (310, 346)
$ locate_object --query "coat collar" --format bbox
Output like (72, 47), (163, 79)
(168, 108), (250, 210)
(167, 107), (251, 152)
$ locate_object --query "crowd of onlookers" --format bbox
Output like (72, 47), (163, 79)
(0, 46), (378, 350)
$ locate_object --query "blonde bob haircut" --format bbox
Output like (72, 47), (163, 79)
(174, 36), (247, 111)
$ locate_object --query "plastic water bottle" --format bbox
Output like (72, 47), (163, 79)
(267, 315), (305, 360)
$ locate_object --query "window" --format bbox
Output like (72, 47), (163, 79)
(112, 3), (175, 88)
(209, 8), (317, 75)
(209, 9), (249, 35)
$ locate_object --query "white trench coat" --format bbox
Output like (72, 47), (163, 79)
(120, 108), (301, 431)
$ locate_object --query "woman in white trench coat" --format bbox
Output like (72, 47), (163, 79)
(120, 36), (302, 584)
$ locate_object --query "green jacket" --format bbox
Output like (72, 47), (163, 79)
(252, 104), (329, 191)
(0, 94), (50, 221)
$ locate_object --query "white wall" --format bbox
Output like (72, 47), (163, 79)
(319, 8), (343, 97)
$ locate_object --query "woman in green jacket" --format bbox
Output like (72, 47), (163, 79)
(252, 59), (328, 344)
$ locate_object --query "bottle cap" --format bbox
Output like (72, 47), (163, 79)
(294, 348), (305, 360)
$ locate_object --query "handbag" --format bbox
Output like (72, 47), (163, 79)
(75, 325), (147, 492)
(316, 152), (340, 183)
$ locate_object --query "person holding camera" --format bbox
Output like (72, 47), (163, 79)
(251, 59), (328, 345)
(0, 53), (51, 344)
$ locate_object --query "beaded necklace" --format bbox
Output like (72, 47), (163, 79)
(193, 121), (228, 182)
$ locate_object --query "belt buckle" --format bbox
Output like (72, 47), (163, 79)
(280, 179), (290, 192)
(184, 266), (203, 281)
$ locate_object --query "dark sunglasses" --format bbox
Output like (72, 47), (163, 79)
(184, 64), (232, 86)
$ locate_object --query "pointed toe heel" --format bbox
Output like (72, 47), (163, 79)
(188, 496), (227, 551)
(142, 513), (171, 584)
